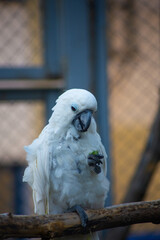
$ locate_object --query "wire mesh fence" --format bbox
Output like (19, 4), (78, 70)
(107, 0), (160, 234)
(0, 101), (45, 164)
(0, 0), (43, 67)
(0, 101), (44, 217)
(0, 0), (44, 222)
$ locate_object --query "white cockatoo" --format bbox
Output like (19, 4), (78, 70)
(23, 89), (109, 240)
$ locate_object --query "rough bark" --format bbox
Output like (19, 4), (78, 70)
(0, 200), (160, 239)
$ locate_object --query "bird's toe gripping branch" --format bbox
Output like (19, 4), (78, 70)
(88, 153), (104, 174)
(66, 205), (88, 228)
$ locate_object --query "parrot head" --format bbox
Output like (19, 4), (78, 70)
(49, 89), (97, 135)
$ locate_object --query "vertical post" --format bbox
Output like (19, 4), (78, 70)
(94, 0), (112, 206)
(93, 1), (112, 238)
(45, 90), (63, 123)
(43, 0), (61, 76)
(43, 1), (64, 123)
(14, 165), (25, 215)
(62, 0), (91, 90)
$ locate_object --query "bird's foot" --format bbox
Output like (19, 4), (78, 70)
(88, 153), (104, 174)
(67, 205), (88, 228)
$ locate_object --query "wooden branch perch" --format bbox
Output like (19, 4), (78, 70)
(0, 199), (160, 239)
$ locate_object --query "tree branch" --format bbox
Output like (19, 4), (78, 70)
(0, 199), (160, 239)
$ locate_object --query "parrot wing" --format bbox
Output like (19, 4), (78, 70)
(23, 125), (51, 214)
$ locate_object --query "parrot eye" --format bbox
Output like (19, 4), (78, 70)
(71, 103), (78, 112)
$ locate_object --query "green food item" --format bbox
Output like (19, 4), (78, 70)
(90, 150), (99, 155)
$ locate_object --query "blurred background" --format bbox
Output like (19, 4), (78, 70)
(0, 0), (159, 239)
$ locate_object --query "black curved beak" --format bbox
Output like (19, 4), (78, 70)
(72, 109), (92, 132)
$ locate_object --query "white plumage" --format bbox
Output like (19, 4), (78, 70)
(23, 89), (109, 239)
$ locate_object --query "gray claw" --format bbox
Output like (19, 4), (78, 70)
(67, 205), (88, 228)
(88, 153), (104, 174)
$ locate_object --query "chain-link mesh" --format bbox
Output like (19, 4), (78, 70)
(0, 0), (45, 220)
(0, 101), (45, 164)
(0, 0), (43, 67)
(107, 0), (160, 234)
(0, 101), (44, 218)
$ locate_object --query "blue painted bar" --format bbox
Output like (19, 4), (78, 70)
(0, 90), (44, 100)
(13, 166), (25, 214)
(43, 0), (61, 76)
(45, 90), (63, 123)
(94, 0), (112, 206)
(0, 67), (45, 79)
(62, 0), (91, 90)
